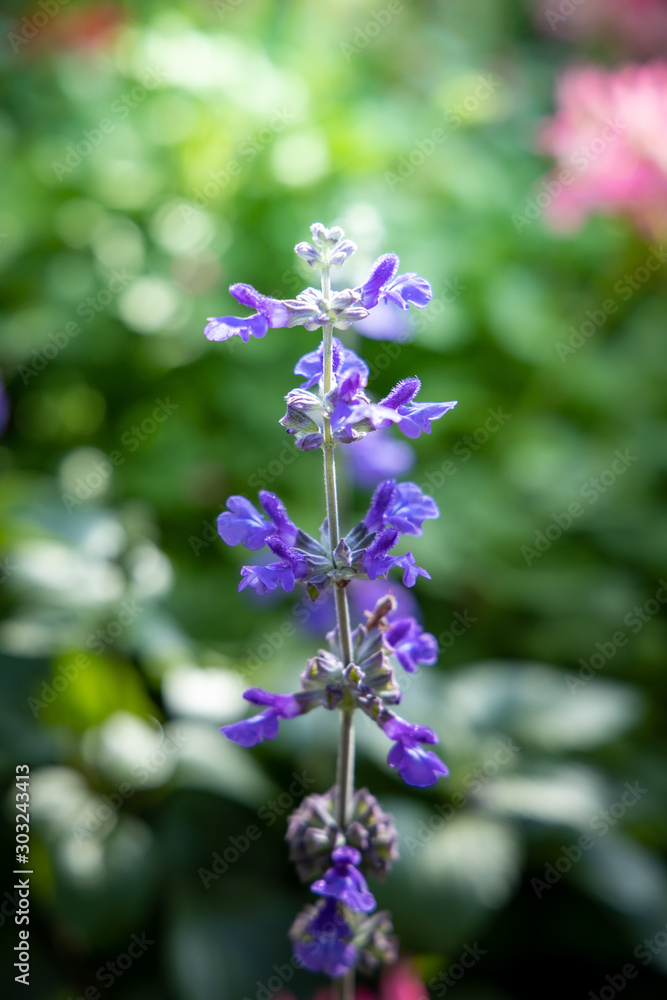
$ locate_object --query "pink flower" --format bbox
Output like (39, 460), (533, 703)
(307, 959), (428, 1000)
(539, 63), (667, 236)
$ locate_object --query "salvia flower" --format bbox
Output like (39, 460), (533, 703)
(282, 339), (456, 450)
(291, 899), (357, 977)
(219, 480), (438, 595)
(219, 688), (320, 747)
(311, 846), (376, 913)
(382, 617), (439, 674)
(381, 715), (449, 788)
(204, 225), (435, 346)
(205, 222), (455, 985)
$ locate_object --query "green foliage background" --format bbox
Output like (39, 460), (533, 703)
(1, 1), (666, 997)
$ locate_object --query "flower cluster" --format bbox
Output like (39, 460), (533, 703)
(281, 338), (456, 450)
(205, 223), (454, 984)
(221, 594), (448, 787)
(204, 225), (432, 345)
(217, 478), (440, 596)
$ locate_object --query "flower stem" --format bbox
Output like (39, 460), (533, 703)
(321, 262), (356, 1000)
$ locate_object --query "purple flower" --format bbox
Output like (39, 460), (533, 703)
(347, 430), (415, 487)
(219, 710), (280, 747)
(239, 561), (296, 595)
(219, 689), (309, 747)
(379, 377), (457, 439)
(294, 338), (369, 390)
(311, 846), (376, 913)
(204, 283), (292, 342)
(383, 618), (438, 673)
(363, 479), (438, 536)
(359, 529), (430, 589)
(217, 491), (298, 550)
(382, 716), (449, 788)
(292, 899), (357, 977)
(358, 253), (432, 312)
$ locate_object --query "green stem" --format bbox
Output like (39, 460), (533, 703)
(320, 260), (356, 1000)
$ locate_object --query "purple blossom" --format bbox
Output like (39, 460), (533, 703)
(359, 529), (430, 589)
(219, 689), (311, 747)
(358, 253), (432, 312)
(379, 377), (457, 439)
(382, 716), (449, 787)
(383, 618), (438, 673)
(311, 846), (376, 912)
(217, 491), (298, 550)
(239, 561), (296, 595)
(292, 899), (357, 977)
(204, 283), (292, 342)
(363, 479), (439, 536)
(294, 338), (369, 390)
(219, 710), (280, 747)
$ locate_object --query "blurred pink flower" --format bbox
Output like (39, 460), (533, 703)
(295, 960), (428, 1000)
(537, 0), (667, 58)
(539, 62), (667, 236)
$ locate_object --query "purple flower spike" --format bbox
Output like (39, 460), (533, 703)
(292, 899), (357, 977)
(311, 846), (377, 913)
(220, 709), (280, 747)
(383, 618), (438, 673)
(382, 717), (449, 788)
